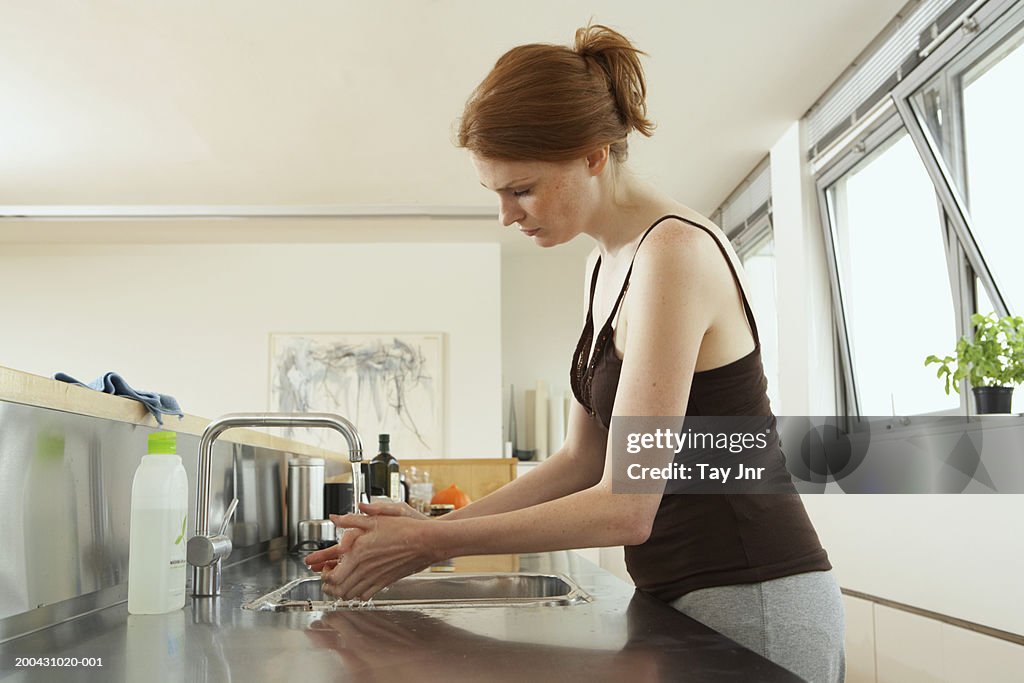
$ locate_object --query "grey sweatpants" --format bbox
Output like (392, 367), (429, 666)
(670, 571), (846, 683)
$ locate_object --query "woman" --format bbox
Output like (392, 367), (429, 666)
(307, 24), (845, 682)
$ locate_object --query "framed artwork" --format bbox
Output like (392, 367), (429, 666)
(269, 333), (444, 458)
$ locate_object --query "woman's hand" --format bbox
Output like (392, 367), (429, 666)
(303, 502), (426, 573)
(303, 528), (365, 573)
(320, 513), (445, 601)
(358, 500), (430, 521)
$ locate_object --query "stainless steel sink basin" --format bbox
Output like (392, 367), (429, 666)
(242, 572), (592, 611)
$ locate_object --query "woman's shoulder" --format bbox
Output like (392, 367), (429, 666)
(632, 212), (724, 281)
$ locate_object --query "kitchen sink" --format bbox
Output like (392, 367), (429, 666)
(242, 572), (592, 611)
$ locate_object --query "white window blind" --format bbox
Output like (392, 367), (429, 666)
(716, 156), (771, 238)
(805, 0), (961, 157)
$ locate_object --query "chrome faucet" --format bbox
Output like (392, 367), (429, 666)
(187, 412), (364, 597)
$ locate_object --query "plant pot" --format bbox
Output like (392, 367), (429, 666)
(972, 386), (1014, 414)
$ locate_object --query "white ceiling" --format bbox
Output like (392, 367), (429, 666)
(0, 0), (908, 219)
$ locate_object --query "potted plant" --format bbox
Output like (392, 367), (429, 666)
(925, 312), (1024, 414)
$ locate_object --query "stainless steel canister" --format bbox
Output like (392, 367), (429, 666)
(286, 457), (325, 550)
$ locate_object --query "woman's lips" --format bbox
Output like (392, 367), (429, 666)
(520, 227), (541, 237)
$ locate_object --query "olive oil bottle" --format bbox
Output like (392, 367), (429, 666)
(367, 434), (401, 502)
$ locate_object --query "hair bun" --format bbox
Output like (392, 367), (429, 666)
(573, 24), (655, 138)
(457, 23), (654, 163)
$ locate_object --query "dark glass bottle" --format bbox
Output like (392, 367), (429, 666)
(368, 434), (401, 502)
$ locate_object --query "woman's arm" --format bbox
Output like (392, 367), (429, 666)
(306, 257), (607, 570)
(442, 399), (606, 520)
(306, 435), (604, 572)
(323, 225), (719, 599)
(413, 227), (713, 549)
(438, 246), (608, 521)
(340, 390), (609, 530)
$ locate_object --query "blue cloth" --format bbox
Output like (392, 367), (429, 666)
(54, 371), (184, 425)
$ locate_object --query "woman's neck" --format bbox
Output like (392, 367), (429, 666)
(586, 174), (675, 260)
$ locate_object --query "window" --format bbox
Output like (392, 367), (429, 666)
(906, 16), (1024, 318)
(826, 130), (959, 415)
(960, 30), (1024, 313)
(811, 0), (1024, 417)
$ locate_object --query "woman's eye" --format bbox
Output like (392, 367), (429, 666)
(512, 189), (530, 198)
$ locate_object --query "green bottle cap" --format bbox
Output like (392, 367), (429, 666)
(148, 431), (177, 455)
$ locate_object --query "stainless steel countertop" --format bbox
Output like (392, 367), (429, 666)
(1, 549), (801, 682)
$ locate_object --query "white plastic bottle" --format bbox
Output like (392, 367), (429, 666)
(128, 431), (189, 614)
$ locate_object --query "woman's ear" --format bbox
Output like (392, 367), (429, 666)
(585, 145), (611, 176)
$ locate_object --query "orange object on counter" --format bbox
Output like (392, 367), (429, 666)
(431, 483), (472, 509)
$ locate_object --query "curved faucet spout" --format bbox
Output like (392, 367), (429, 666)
(190, 412), (364, 597)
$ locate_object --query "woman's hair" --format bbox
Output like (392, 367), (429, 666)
(457, 23), (655, 163)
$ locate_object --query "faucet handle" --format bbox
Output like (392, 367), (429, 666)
(187, 533), (232, 568)
(219, 497), (239, 536)
(187, 497), (237, 569)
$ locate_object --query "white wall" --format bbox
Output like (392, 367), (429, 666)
(0, 242), (503, 458)
(770, 120), (836, 416)
(501, 242), (591, 448)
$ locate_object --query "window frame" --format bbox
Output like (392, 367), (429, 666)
(814, 113), (964, 420)
(813, 0), (1023, 421)
(891, 0), (1024, 321)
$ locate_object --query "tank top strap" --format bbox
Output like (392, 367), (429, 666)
(606, 214), (761, 345)
(586, 256), (602, 313)
(603, 215), (682, 327)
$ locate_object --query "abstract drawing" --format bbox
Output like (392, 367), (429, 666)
(270, 333), (444, 458)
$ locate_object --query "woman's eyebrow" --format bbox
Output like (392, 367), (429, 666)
(481, 177), (532, 191)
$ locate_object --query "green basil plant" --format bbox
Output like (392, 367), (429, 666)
(925, 313), (1024, 395)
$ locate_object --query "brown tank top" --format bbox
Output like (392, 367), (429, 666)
(570, 215), (831, 601)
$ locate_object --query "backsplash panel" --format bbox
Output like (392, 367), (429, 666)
(0, 400), (284, 629)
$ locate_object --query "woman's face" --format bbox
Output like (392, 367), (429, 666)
(471, 153), (599, 248)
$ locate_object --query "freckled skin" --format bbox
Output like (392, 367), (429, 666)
(470, 153), (603, 249)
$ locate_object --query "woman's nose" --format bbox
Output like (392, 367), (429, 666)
(498, 197), (525, 227)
